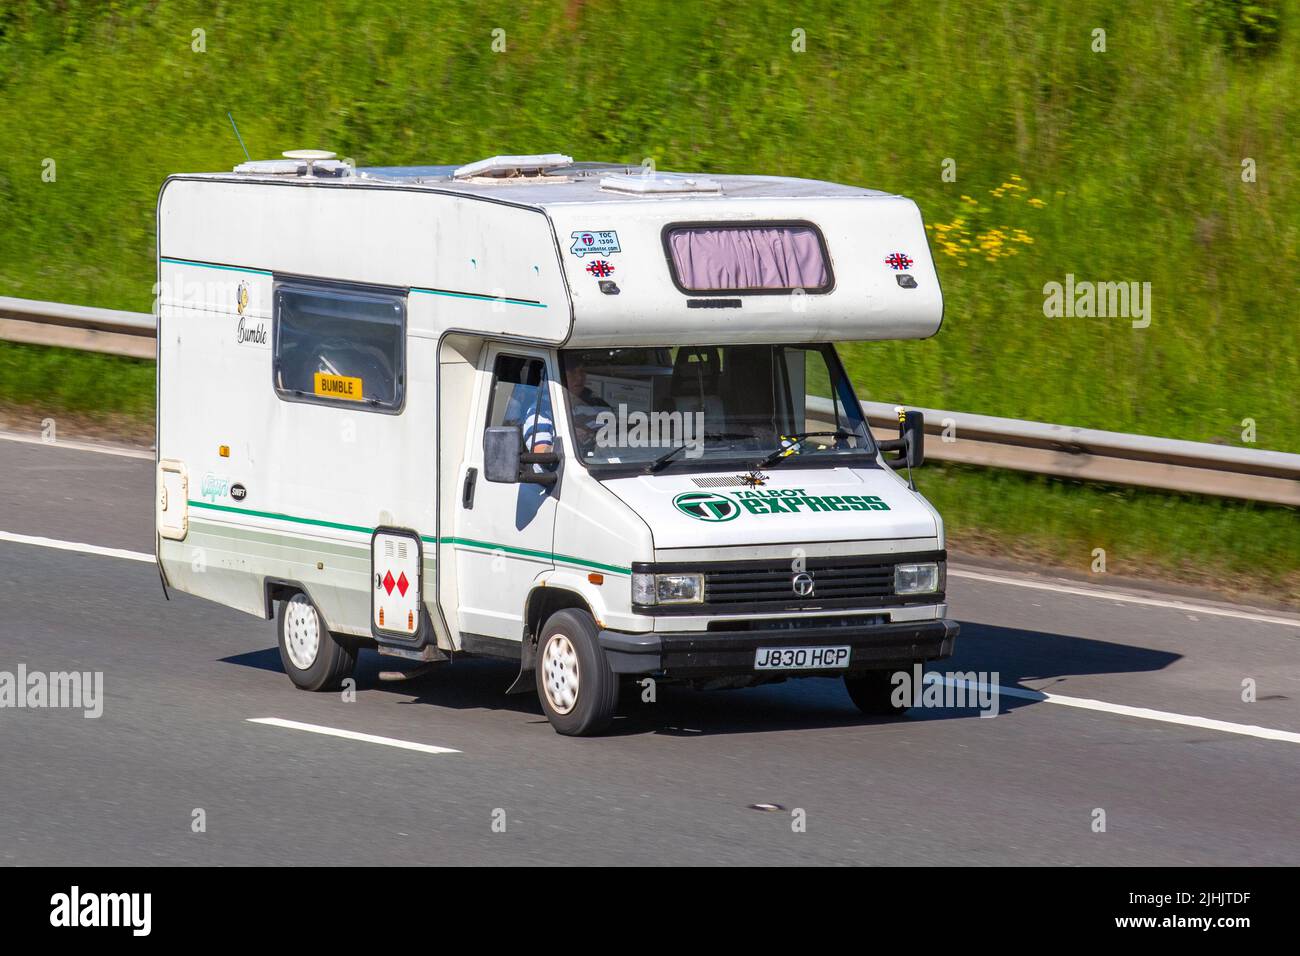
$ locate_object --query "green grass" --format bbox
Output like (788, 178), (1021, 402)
(919, 463), (1299, 603)
(0, 0), (1295, 595)
(0, 341), (153, 417)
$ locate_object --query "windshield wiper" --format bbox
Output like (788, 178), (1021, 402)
(756, 431), (847, 470)
(645, 432), (753, 473)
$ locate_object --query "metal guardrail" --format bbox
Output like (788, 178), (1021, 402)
(0, 295), (155, 359)
(2, 295), (1297, 506)
(852, 401), (1300, 507)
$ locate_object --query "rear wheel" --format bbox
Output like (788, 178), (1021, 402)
(844, 669), (909, 716)
(277, 592), (356, 692)
(535, 609), (619, 736)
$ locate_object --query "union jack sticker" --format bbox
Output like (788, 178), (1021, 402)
(585, 259), (615, 278)
(884, 252), (914, 271)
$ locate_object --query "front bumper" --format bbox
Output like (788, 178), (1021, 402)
(599, 618), (959, 678)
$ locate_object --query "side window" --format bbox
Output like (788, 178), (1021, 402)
(486, 354), (552, 452)
(273, 280), (406, 411)
(781, 346), (871, 449)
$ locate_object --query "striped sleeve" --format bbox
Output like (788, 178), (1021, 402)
(522, 405), (555, 449)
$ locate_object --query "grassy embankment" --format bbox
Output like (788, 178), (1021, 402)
(1, 1), (1295, 598)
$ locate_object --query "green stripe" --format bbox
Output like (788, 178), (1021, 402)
(160, 257), (272, 275)
(411, 287), (547, 309)
(158, 260), (544, 309)
(187, 501), (630, 574)
(434, 536), (629, 575)
(189, 500), (372, 534)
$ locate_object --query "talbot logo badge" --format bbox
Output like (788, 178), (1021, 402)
(673, 491), (740, 522)
(792, 571), (815, 597)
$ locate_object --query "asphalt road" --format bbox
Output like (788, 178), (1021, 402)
(1, 435), (1297, 865)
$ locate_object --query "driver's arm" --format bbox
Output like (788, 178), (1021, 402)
(523, 400), (555, 454)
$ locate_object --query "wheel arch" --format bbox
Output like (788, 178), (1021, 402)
(503, 585), (595, 695)
(263, 577), (315, 621)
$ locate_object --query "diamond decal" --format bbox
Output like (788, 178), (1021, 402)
(396, 572), (409, 597)
(383, 570), (395, 595)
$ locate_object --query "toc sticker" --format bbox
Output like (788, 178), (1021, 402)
(570, 230), (621, 257)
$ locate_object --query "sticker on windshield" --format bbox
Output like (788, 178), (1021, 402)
(673, 488), (891, 520)
(570, 230), (621, 257)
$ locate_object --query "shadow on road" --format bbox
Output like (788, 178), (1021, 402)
(219, 620), (1181, 737)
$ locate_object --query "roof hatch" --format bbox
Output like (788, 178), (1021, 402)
(598, 172), (721, 195)
(453, 153), (574, 180)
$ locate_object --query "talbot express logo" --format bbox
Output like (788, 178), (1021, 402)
(674, 488), (893, 520)
(672, 491), (740, 522)
(792, 571), (815, 597)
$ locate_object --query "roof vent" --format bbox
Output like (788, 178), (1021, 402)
(453, 153), (574, 180)
(598, 172), (721, 194)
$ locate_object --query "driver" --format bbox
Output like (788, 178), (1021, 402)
(523, 365), (610, 455)
(563, 364), (612, 450)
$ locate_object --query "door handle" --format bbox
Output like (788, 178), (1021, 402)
(462, 467), (478, 509)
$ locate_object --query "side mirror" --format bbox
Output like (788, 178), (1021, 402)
(880, 410), (924, 470)
(484, 425), (561, 486)
(484, 426), (523, 483)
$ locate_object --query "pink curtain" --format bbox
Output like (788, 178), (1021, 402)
(668, 225), (828, 291)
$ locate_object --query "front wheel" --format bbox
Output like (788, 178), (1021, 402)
(844, 669), (909, 717)
(277, 592), (357, 692)
(535, 609), (619, 736)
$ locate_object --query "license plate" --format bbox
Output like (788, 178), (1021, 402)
(754, 645), (852, 671)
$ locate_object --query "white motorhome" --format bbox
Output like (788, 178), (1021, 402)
(155, 152), (958, 735)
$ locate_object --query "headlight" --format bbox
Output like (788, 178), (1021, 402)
(632, 572), (704, 606)
(894, 561), (943, 595)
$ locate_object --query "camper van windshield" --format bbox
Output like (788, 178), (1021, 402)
(558, 344), (875, 473)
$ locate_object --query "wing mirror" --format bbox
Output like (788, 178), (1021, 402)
(484, 425), (561, 486)
(879, 409), (924, 471)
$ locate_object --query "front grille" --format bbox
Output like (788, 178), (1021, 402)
(633, 550), (946, 615)
(702, 555), (897, 611)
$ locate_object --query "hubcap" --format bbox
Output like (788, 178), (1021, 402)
(283, 595), (321, 670)
(541, 633), (580, 715)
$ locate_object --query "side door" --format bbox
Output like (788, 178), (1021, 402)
(453, 346), (560, 642)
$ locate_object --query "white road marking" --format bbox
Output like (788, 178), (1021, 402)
(940, 676), (1300, 745)
(0, 429), (153, 460)
(1, 526), (1295, 747)
(247, 717), (460, 754)
(1, 528), (1297, 631)
(0, 529), (155, 563)
(949, 566), (1300, 628)
(3, 435), (1296, 625)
